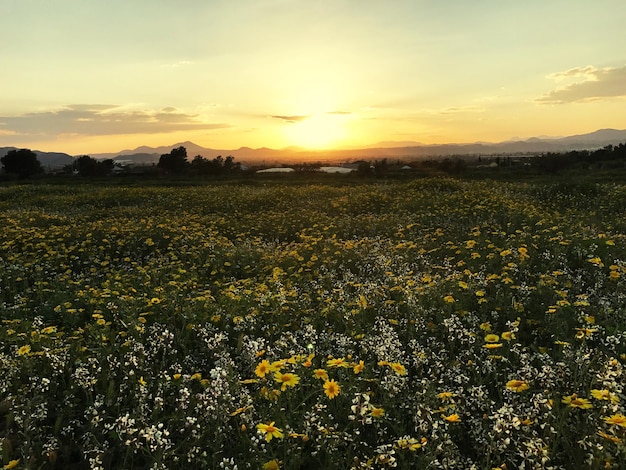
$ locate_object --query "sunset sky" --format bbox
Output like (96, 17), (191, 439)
(2, 0), (626, 155)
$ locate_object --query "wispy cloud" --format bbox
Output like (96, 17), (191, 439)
(0, 105), (230, 141)
(537, 65), (626, 104)
(270, 115), (310, 123)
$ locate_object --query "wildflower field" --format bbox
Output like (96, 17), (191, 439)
(1, 177), (625, 469)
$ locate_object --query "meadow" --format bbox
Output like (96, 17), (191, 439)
(1, 177), (625, 469)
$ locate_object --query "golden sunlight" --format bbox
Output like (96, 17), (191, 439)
(284, 113), (348, 149)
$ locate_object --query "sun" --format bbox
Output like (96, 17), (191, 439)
(284, 113), (348, 149)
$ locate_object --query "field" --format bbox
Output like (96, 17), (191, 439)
(1, 177), (625, 469)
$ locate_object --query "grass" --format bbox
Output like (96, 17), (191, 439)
(1, 176), (625, 469)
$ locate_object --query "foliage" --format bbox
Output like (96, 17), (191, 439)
(69, 156), (115, 177)
(538, 144), (626, 173)
(1, 178), (625, 469)
(0, 148), (44, 178)
(157, 146), (189, 174)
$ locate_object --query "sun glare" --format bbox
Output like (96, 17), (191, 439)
(285, 113), (348, 149)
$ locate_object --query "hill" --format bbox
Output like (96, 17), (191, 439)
(0, 147), (74, 170)
(90, 128), (626, 165)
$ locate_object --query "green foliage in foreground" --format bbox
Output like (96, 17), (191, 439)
(1, 178), (625, 469)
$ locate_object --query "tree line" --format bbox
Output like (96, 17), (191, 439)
(0, 146), (242, 179)
(535, 143), (626, 173)
(157, 146), (241, 175)
(3, 143), (626, 179)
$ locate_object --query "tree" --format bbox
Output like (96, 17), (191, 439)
(1, 148), (44, 178)
(72, 155), (114, 177)
(158, 146), (189, 174)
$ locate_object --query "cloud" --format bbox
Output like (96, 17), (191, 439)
(0, 105), (231, 140)
(270, 115), (310, 123)
(537, 65), (626, 104)
(326, 111), (352, 115)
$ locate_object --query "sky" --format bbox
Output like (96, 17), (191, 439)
(2, 0), (626, 155)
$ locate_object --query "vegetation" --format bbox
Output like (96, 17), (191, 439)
(157, 146), (241, 176)
(1, 177), (625, 469)
(3, 143), (626, 182)
(70, 156), (116, 177)
(0, 149), (43, 179)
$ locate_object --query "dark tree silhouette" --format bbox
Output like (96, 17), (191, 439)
(188, 154), (241, 176)
(1, 148), (44, 178)
(158, 146), (189, 174)
(72, 155), (115, 176)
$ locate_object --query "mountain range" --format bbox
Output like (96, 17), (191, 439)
(92, 128), (626, 165)
(2, 128), (626, 170)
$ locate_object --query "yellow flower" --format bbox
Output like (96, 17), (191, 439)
(389, 362), (407, 376)
(591, 389), (619, 403)
(255, 360), (271, 378)
(597, 430), (622, 444)
(274, 371), (300, 391)
(575, 328), (596, 339)
(263, 459), (280, 470)
(588, 257), (604, 267)
(437, 391), (455, 400)
(483, 343), (503, 349)
(138, 376), (147, 386)
(302, 353), (314, 368)
(17, 345), (31, 356)
(506, 379), (529, 393)
(396, 437), (426, 451)
(4, 460), (20, 469)
(501, 331), (514, 341)
(230, 405), (252, 417)
(443, 295), (455, 303)
(484, 334), (499, 343)
(327, 357), (350, 368)
(479, 322), (491, 331)
(313, 369), (329, 381)
(257, 422), (284, 442)
(562, 394), (593, 409)
(603, 414), (626, 428)
(442, 413), (461, 423)
(269, 360), (286, 372)
(323, 379), (341, 399)
(370, 406), (385, 418)
(352, 360), (365, 374)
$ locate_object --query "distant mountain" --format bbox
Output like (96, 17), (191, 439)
(4, 128), (625, 170)
(112, 153), (160, 165)
(363, 140), (424, 148)
(93, 142), (301, 165)
(0, 147), (75, 170)
(553, 128), (626, 144)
